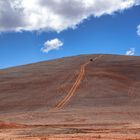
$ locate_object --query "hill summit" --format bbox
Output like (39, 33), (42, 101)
(0, 54), (140, 139)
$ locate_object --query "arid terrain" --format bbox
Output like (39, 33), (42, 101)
(0, 54), (140, 140)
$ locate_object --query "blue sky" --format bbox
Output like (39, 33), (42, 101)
(0, 0), (140, 69)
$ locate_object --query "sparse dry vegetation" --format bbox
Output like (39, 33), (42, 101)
(0, 55), (140, 139)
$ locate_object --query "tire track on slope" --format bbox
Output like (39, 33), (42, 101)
(55, 62), (88, 109)
(55, 55), (103, 109)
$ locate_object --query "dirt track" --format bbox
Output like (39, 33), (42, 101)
(55, 55), (103, 109)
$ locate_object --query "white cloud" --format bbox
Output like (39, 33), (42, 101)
(0, 0), (139, 32)
(41, 38), (63, 53)
(135, 0), (140, 5)
(125, 48), (135, 56)
(137, 24), (140, 36)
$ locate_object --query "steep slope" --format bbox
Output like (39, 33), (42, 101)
(0, 54), (140, 139)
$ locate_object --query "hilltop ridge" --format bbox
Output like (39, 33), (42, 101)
(0, 54), (140, 139)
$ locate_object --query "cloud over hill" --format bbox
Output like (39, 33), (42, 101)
(0, 0), (140, 32)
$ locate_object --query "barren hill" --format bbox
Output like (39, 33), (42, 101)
(0, 54), (140, 139)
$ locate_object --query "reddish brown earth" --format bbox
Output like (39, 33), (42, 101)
(0, 54), (140, 140)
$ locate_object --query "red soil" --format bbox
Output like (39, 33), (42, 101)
(0, 54), (140, 139)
